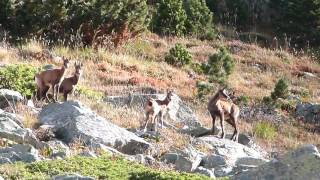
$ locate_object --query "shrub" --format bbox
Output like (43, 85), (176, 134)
(1, 0), (149, 46)
(75, 86), (103, 100)
(270, 0), (320, 47)
(236, 95), (249, 106)
(253, 121), (276, 140)
(202, 47), (235, 83)
(153, 0), (187, 36)
(0, 64), (37, 98)
(165, 43), (192, 67)
(262, 96), (273, 105)
(183, 0), (214, 38)
(271, 79), (289, 100)
(196, 81), (213, 100)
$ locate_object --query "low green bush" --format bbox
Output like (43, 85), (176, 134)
(196, 81), (213, 100)
(202, 47), (235, 83)
(165, 43), (192, 67)
(75, 86), (104, 101)
(253, 121), (277, 140)
(0, 64), (37, 98)
(0, 155), (212, 179)
(271, 79), (289, 100)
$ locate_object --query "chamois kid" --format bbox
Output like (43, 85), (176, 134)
(143, 90), (174, 132)
(207, 88), (240, 141)
(58, 61), (83, 101)
(35, 57), (70, 102)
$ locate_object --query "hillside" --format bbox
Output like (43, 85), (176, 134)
(0, 32), (320, 179)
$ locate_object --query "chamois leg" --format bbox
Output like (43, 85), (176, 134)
(63, 91), (68, 101)
(143, 112), (151, 132)
(46, 85), (55, 102)
(231, 117), (239, 142)
(209, 111), (216, 135)
(41, 86), (50, 101)
(54, 84), (60, 102)
(160, 111), (165, 129)
(153, 114), (158, 132)
(220, 113), (225, 139)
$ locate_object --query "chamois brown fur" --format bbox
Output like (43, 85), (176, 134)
(58, 61), (83, 101)
(207, 89), (240, 141)
(35, 57), (70, 102)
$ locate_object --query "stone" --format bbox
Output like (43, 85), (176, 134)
(197, 136), (268, 177)
(39, 101), (151, 155)
(161, 145), (203, 172)
(233, 145), (320, 180)
(203, 154), (227, 168)
(0, 89), (23, 109)
(45, 139), (71, 159)
(0, 144), (41, 164)
(194, 166), (215, 178)
(0, 111), (43, 149)
(296, 103), (320, 124)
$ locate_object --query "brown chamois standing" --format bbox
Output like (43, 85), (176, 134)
(35, 57), (70, 102)
(58, 61), (83, 101)
(143, 90), (174, 132)
(207, 88), (240, 141)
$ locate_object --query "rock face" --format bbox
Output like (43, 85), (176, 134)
(0, 144), (41, 164)
(104, 94), (212, 136)
(0, 111), (43, 148)
(161, 145), (203, 172)
(240, 104), (284, 123)
(233, 145), (320, 180)
(39, 101), (151, 155)
(296, 103), (320, 124)
(197, 136), (268, 177)
(0, 89), (23, 108)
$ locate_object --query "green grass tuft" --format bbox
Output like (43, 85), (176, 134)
(0, 155), (217, 180)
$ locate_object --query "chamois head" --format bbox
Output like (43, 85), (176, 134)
(166, 89), (174, 101)
(218, 88), (231, 100)
(62, 57), (70, 68)
(74, 61), (83, 75)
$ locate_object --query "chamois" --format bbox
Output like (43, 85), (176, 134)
(35, 57), (70, 102)
(207, 89), (240, 141)
(143, 90), (174, 132)
(58, 61), (83, 101)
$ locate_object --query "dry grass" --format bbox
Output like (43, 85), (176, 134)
(1, 33), (320, 155)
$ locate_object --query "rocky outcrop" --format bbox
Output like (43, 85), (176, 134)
(0, 144), (41, 164)
(240, 104), (284, 124)
(233, 145), (320, 180)
(0, 111), (43, 149)
(39, 101), (152, 155)
(161, 145), (204, 172)
(296, 103), (320, 124)
(197, 136), (268, 177)
(104, 94), (213, 136)
(0, 89), (23, 109)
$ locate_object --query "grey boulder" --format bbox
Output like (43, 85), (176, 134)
(0, 144), (41, 164)
(39, 101), (152, 155)
(0, 111), (43, 148)
(0, 89), (23, 109)
(233, 145), (320, 180)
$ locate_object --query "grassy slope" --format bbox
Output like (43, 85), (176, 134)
(0, 155), (215, 180)
(1, 32), (320, 175)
